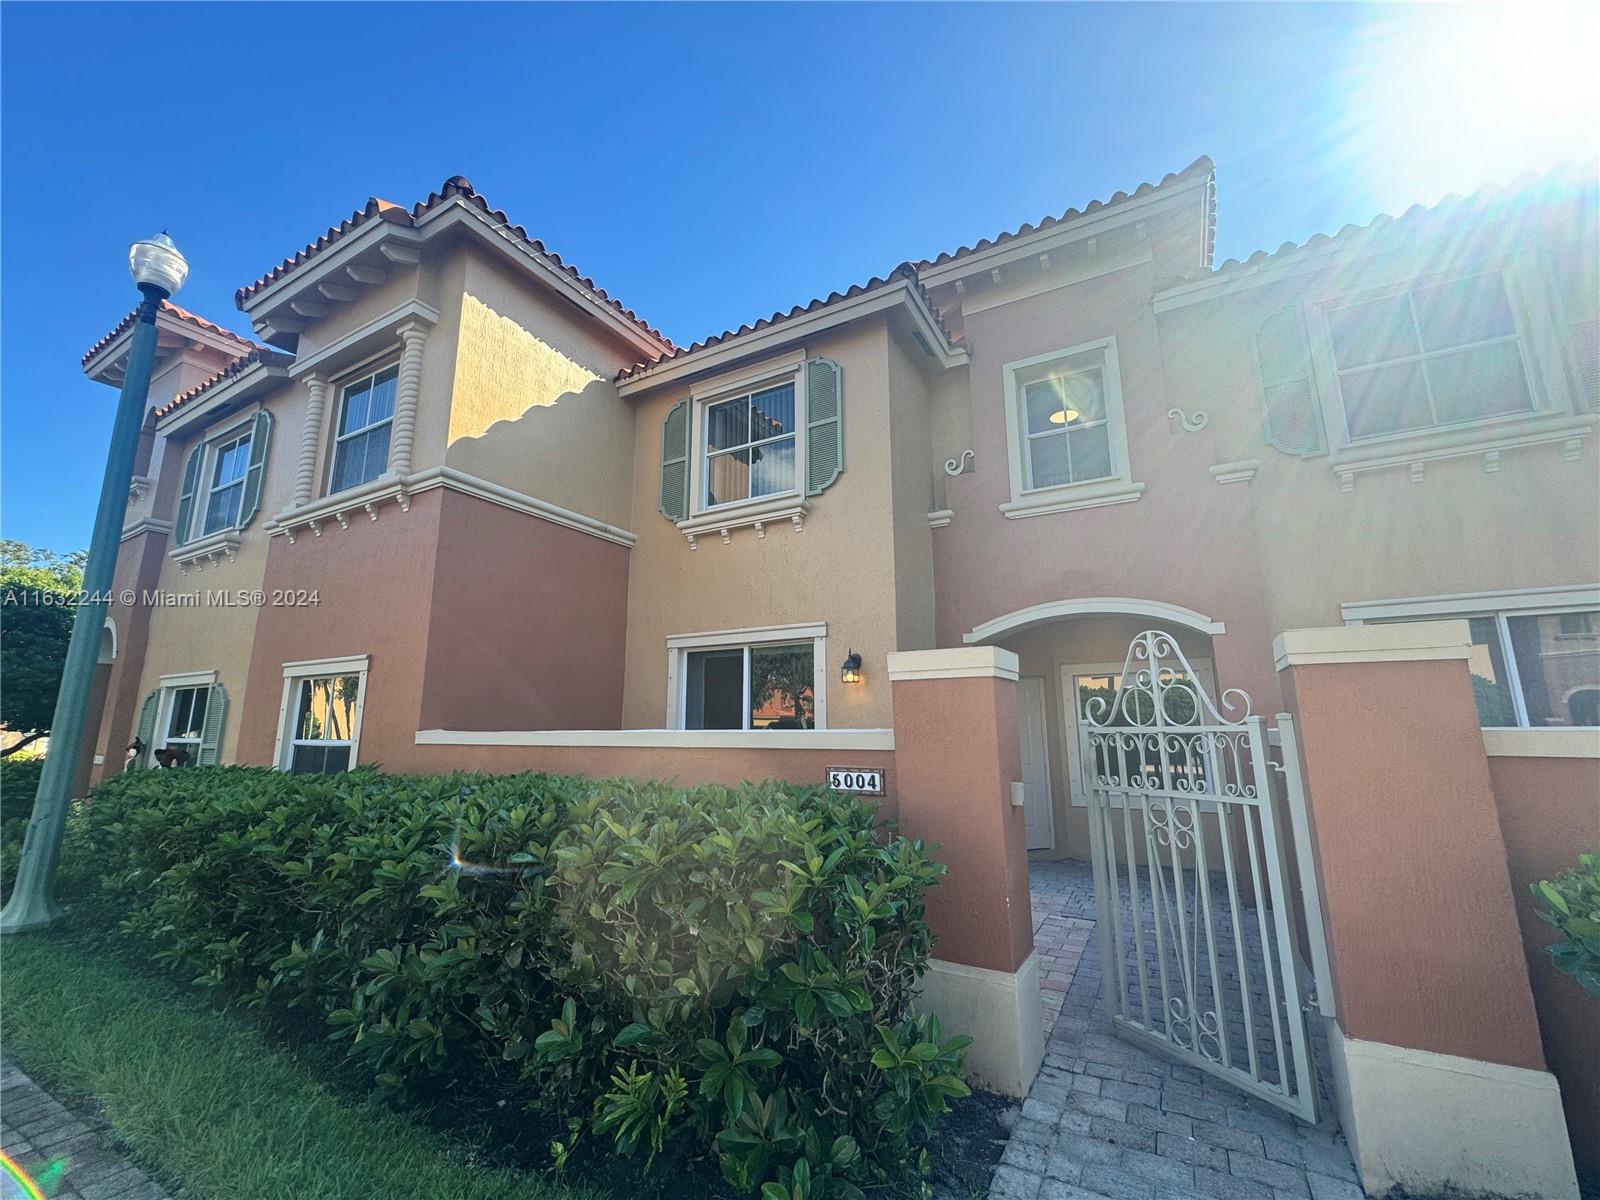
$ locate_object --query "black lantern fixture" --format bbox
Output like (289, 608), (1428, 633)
(841, 649), (863, 684)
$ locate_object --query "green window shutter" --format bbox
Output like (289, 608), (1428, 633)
(805, 357), (844, 495)
(173, 443), (204, 544)
(237, 411), (274, 529)
(133, 689), (160, 769)
(658, 399), (690, 521)
(198, 683), (228, 766)
(1251, 307), (1326, 457)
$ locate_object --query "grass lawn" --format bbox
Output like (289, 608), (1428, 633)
(0, 927), (603, 1200)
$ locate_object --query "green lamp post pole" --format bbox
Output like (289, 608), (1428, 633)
(1, 233), (189, 934)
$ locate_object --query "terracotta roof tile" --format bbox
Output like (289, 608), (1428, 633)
(154, 346), (295, 421)
(80, 300), (257, 369)
(615, 263), (957, 383)
(236, 175), (673, 351)
(914, 155), (1217, 271)
(1184, 159), (1595, 286)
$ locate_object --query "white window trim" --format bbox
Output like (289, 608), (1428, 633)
(274, 655), (370, 771)
(198, 421), (255, 537)
(328, 361), (400, 497)
(686, 353), (809, 523)
(999, 336), (1144, 519)
(665, 622), (827, 731)
(1342, 587), (1600, 729)
(1308, 258), (1586, 472)
(152, 670), (218, 766)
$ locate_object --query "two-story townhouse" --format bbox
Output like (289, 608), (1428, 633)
(83, 161), (1598, 851)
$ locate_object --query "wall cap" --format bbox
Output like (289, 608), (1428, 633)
(887, 647), (1020, 682)
(416, 728), (894, 751)
(1274, 621), (1472, 671)
(1482, 728), (1600, 759)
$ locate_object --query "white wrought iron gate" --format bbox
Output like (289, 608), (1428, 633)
(1080, 630), (1328, 1121)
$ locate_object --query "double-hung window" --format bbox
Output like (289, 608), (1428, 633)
(158, 685), (210, 764)
(1324, 270), (1534, 441)
(670, 625), (825, 730)
(330, 365), (398, 493)
(277, 657), (368, 773)
(201, 429), (252, 535)
(702, 382), (797, 509)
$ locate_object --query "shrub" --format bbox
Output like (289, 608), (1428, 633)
(1534, 852), (1600, 998)
(80, 767), (968, 1197)
(1, 752), (46, 894)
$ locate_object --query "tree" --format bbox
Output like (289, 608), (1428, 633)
(1, 542), (86, 758)
(750, 646), (815, 729)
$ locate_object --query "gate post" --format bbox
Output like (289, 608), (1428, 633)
(888, 646), (1043, 1097)
(1275, 621), (1578, 1200)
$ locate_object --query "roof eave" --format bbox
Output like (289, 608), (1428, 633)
(157, 359), (292, 432)
(82, 313), (255, 387)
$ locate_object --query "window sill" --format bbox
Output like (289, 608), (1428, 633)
(1328, 412), (1597, 489)
(170, 528), (241, 571)
(417, 727), (894, 751)
(999, 479), (1145, 519)
(1481, 727), (1600, 759)
(677, 496), (809, 549)
(271, 473), (410, 540)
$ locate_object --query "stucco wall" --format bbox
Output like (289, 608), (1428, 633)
(885, 329), (938, 653)
(441, 253), (640, 530)
(1487, 752), (1600, 1186)
(619, 319), (910, 730)
(419, 489), (629, 732)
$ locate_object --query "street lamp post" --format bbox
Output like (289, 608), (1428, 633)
(1, 233), (189, 934)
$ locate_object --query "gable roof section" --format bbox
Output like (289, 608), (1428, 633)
(915, 155), (1217, 273)
(81, 301), (256, 370)
(155, 346), (295, 422)
(1154, 159), (1597, 309)
(236, 176), (674, 353)
(614, 263), (962, 386)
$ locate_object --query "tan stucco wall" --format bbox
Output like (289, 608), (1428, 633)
(620, 319), (915, 730)
(441, 253), (639, 530)
(885, 328), (938, 654)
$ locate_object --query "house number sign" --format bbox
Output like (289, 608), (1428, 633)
(827, 767), (885, 795)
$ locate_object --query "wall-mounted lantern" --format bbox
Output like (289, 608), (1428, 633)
(841, 650), (863, 684)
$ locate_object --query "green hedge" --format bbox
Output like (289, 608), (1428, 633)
(1, 753), (46, 895)
(80, 767), (969, 1199)
(1534, 851), (1600, 999)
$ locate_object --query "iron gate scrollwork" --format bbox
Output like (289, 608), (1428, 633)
(1081, 630), (1321, 1121)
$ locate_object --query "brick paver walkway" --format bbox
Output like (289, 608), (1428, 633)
(1, 1054), (168, 1200)
(991, 861), (1363, 1200)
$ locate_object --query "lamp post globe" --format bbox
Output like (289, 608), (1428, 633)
(129, 232), (189, 297)
(0, 232), (189, 934)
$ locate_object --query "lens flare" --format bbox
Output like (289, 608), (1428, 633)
(0, 1150), (46, 1200)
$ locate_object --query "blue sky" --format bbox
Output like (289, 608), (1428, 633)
(3, 2), (1594, 551)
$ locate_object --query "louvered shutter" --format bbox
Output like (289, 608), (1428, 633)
(1252, 307), (1327, 457)
(198, 683), (228, 765)
(805, 357), (844, 495)
(1575, 319), (1599, 414)
(132, 689), (160, 770)
(173, 444), (204, 544)
(659, 399), (690, 521)
(237, 411), (274, 529)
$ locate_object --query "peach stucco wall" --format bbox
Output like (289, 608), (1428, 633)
(1488, 753), (1600, 1185)
(419, 489), (629, 732)
(1283, 657), (1547, 1071)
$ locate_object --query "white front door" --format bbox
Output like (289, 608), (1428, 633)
(1018, 675), (1054, 850)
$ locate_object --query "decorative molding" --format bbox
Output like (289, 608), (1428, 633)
(416, 727), (895, 751)
(1209, 459), (1260, 485)
(1341, 584), (1600, 625)
(1273, 621), (1473, 671)
(999, 480), (1146, 518)
(286, 300), (440, 380)
(965, 598), (1226, 644)
(157, 669), (219, 689)
(1328, 413), (1597, 490)
(1167, 408), (1210, 433)
(677, 497), (807, 550)
(927, 509), (954, 529)
(170, 529), (241, 572)
(944, 449), (975, 476)
(887, 646), (1020, 683)
(294, 374), (327, 507)
(666, 621), (826, 651)
(959, 249), (1155, 317)
(120, 517), (174, 541)
(281, 654), (370, 678)
(128, 475), (153, 500)
(1482, 728), (1600, 758)
(388, 321), (428, 476)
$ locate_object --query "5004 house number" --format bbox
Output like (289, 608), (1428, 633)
(826, 767), (885, 796)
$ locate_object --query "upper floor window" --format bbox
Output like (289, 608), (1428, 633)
(201, 429), (252, 535)
(999, 337), (1143, 519)
(1325, 271), (1533, 441)
(703, 382), (797, 509)
(331, 364), (398, 493)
